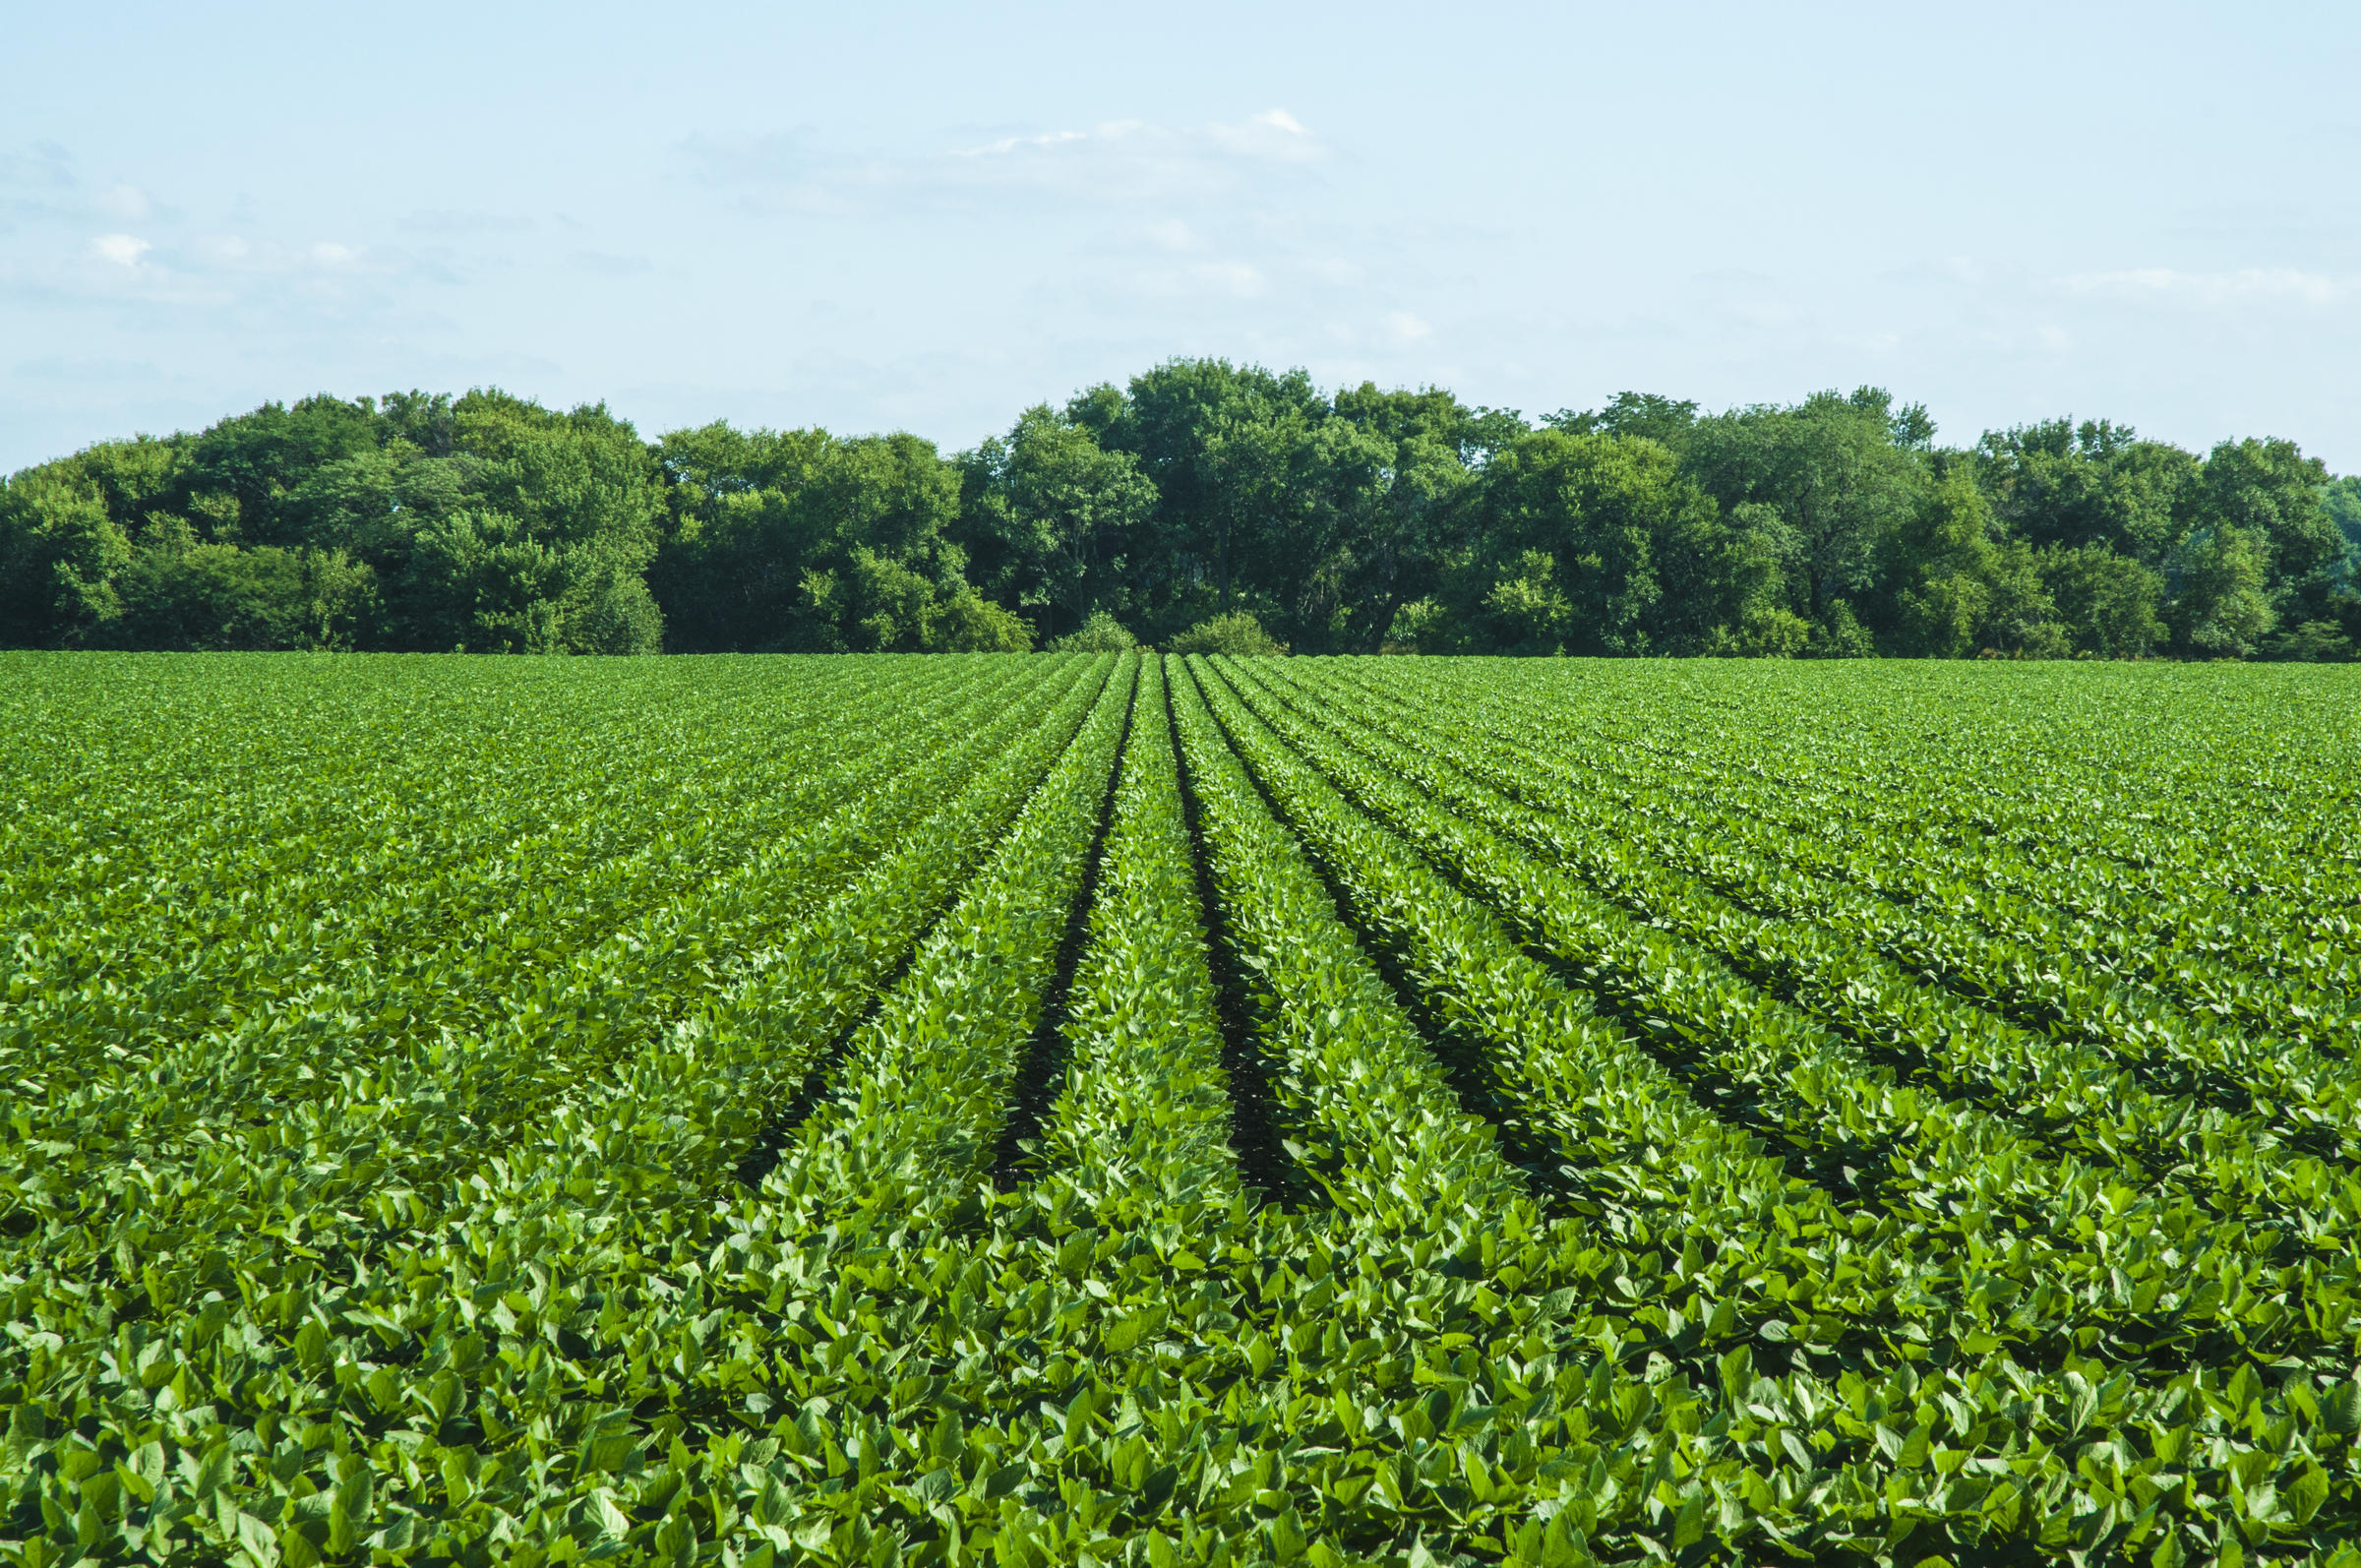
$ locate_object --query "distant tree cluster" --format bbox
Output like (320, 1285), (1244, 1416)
(6, 363), (2358, 659)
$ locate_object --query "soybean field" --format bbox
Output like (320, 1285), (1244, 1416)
(6, 650), (2361, 1568)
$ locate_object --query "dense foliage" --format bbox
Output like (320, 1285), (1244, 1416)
(4, 368), (2358, 658)
(6, 651), (2361, 1566)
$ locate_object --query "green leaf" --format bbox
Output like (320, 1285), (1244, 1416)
(2290, 1465), (2331, 1525)
(590, 1491), (633, 1541)
(1672, 1490), (1707, 1549)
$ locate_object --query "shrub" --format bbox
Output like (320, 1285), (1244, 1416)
(2260, 620), (2355, 662)
(1167, 610), (1286, 656)
(566, 571), (666, 654)
(929, 588), (1035, 651)
(1047, 610), (1136, 652)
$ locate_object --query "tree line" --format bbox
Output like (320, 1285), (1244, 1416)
(5, 362), (2358, 659)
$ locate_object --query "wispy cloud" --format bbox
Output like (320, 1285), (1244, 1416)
(96, 184), (151, 220)
(571, 249), (654, 276)
(955, 126), (1103, 158)
(684, 108), (1328, 211)
(1205, 108), (1321, 162)
(0, 142), (77, 209)
(2060, 267), (2352, 306)
(398, 208), (540, 237)
(679, 129), (815, 186)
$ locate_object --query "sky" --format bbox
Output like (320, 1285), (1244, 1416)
(4, 0), (2359, 473)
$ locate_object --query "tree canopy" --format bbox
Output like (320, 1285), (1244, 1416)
(6, 364), (2356, 660)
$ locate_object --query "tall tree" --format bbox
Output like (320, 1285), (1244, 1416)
(2169, 524), (2276, 658)
(1073, 358), (1326, 631)
(953, 405), (1157, 642)
(2181, 438), (2341, 623)
(652, 424), (1022, 652)
(1544, 392), (1700, 449)
(1436, 430), (1731, 655)
(1681, 389), (1926, 628)
(1973, 418), (2196, 564)
(2323, 476), (2361, 585)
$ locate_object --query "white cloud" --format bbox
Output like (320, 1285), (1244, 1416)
(97, 184), (151, 219)
(1385, 309), (1431, 341)
(1207, 107), (1322, 161)
(2061, 267), (2350, 306)
(955, 126), (1100, 158)
(572, 248), (653, 275)
(688, 108), (1328, 212)
(91, 232), (150, 266)
(310, 241), (360, 265)
(1198, 261), (1266, 297)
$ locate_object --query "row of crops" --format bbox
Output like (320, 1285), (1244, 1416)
(3, 650), (2358, 1567)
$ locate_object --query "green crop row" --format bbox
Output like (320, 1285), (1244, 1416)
(1217, 658), (2361, 1353)
(1181, 654), (2361, 1561)
(1339, 660), (2361, 1054)
(1391, 661), (2361, 975)
(6, 652), (2359, 1568)
(1267, 661), (2361, 1197)
(1, 658), (1037, 1097)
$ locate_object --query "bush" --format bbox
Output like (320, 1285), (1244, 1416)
(1047, 610), (1135, 652)
(1704, 604), (1811, 658)
(114, 531), (379, 651)
(929, 588), (1035, 651)
(1803, 601), (1876, 659)
(566, 572), (666, 654)
(2260, 620), (2355, 662)
(1167, 610), (1286, 656)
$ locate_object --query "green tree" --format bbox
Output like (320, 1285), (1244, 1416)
(1682, 388), (1925, 630)
(177, 394), (382, 549)
(1073, 358), (1328, 633)
(2260, 620), (2355, 662)
(403, 510), (568, 652)
(2038, 545), (2165, 657)
(647, 422), (834, 650)
(1881, 466), (2066, 656)
(1544, 392), (1701, 449)
(2169, 525), (2275, 658)
(1805, 600), (1877, 658)
(0, 470), (132, 643)
(651, 425), (977, 652)
(798, 547), (1030, 652)
(110, 529), (378, 651)
(1446, 430), (1718, 654)
(2182, 438), (2341, 625)
(393, 392), (666, 652)
(1884, 466), (1996, 657)
(1324, 384), (1487, 652)
(1973, 419), (2196, 564)
(954, 405), (1157, 643)
(2323, 476), (2361, 588)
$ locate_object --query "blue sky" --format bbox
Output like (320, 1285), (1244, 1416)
(4, 0), (2358, 472)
